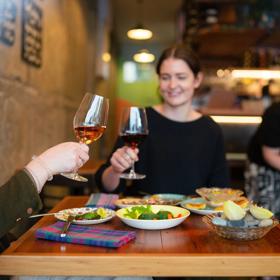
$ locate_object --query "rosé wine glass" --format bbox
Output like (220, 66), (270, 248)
(61, 93), (109, 182)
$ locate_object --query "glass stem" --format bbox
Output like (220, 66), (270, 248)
(129, 161), (136, 177)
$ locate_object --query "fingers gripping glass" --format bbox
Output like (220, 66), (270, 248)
(119, 107), (148, 180)
(61, 93), (109, 182)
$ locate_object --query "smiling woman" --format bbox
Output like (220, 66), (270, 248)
(157, 57), (202, 116)
(95, 43), (230, 197)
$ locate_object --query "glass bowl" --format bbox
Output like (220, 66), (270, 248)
(196, 187), (244, 207)
(203, 214), (279, 241)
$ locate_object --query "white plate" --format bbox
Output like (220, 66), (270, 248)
(114, 197), (143, 209)
(115, 194), (186, 209)
(116, 205), (190, 230)
(54, 207), (115, 225)
(180, 197), (222, 215)
(144, 193), (187, 202)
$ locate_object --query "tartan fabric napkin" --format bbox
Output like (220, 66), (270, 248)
(85, 193), (119, 210)
(36, 221), (136, 248)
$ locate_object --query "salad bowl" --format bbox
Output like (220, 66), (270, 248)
(116, 205), (190, 230)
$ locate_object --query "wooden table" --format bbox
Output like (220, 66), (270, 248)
(1, 196), (280, 277)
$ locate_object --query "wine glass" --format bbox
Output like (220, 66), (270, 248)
(119, 106), (148, 180)
(61, 93), (109, 182)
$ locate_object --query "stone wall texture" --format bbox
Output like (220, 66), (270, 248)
(0, 0), (99, 184)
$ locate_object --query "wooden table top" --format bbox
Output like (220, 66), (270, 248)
(1, 196), (280, 277)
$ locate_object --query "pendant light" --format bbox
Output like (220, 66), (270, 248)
(127, 25), (153, 40)
(127, 0), (153, 40)
(133, 49), (155, 63)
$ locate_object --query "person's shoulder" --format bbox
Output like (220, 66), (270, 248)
(200, 115), (221, 129)
(266, 102), (280, 115)
(145, 106), (153, 114)
(263, 102), (280, 121)
(197, 115), (223, 137)
(145, 106), (161, 120)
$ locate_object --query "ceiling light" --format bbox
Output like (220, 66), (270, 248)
(133, 49), (155, 63)
(127, 24), (153, 40)
(127, 0), (153, 40)
(206, 16), (218, 24)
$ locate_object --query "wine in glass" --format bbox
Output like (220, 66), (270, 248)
(61, 93), (109, 182)
(119, 107), (148, 180)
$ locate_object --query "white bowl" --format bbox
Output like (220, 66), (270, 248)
(116, 205), (190, 230)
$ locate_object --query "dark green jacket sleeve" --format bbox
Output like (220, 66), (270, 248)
(0, 170), (42, 238)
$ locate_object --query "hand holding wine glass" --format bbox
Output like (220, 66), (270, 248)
(61, 93), (109, 182)
(119, 107), (148, 180)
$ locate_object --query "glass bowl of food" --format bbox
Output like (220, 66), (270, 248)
(196, 187), (244, 207)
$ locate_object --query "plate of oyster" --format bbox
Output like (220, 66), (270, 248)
(203, 200), (279, 240)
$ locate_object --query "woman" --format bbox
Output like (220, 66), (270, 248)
(245, 102), (280, 215)
(0, 142), (89, 242)
(95, 44), (229, 196)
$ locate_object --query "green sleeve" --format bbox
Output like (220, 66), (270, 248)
(0, 170), (43, 238)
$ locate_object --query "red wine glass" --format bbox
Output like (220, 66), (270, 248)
(119, 107), (148, 180)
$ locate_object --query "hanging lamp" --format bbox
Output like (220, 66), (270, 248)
(127, 24), (153, 40)
(127, 0), (153, 40)
(133, 49), (155, 63)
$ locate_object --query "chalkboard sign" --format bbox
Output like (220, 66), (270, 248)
(21, 0), (43, 67)
(0, 0), (17, 46)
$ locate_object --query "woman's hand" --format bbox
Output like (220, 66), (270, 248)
(38, 142), (90, 174)
(110, 146), (139, 174)
(26, 142), (89, 192)
(101, 146), (139, 192)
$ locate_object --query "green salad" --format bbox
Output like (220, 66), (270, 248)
(123, 205), (182, 220)
(74, 207), (107, 220)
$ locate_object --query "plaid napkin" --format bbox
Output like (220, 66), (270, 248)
(36, 221), (136, 248)
(85, 193), (119, 210)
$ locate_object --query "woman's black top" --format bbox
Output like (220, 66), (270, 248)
(248, 102), (280, 169)
(95, 107), (229, 196)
